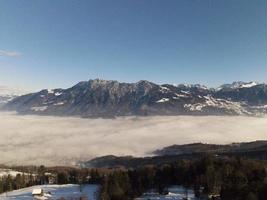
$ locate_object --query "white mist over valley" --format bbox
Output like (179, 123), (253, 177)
(0, 112), (266, 166)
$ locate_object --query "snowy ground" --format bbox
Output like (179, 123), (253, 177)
(0, 184), (99, 200)
(136, 186), (199, 200)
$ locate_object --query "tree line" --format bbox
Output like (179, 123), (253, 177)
(99, 156), (267, 200)
(0, 166), (104, 194)
(0, 156), (266, 200)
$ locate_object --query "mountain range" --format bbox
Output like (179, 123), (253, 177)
(2, 79), (267, 117)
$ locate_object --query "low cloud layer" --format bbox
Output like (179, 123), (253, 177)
(0, 50), (22, 57)
(0, 112), (266, 166)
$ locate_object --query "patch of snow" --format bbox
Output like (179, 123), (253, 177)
(184, 104), (204, 111)
(31, 106), (48, 111)
(160, 86), (170, 93)
(251, 104), (267, 109)
(176, 93), (188, 97)
(173, 93), (188, 100)
(203, 95), (217, 106)
(55, 92), (62, 96)
(53, 102), (65, 106)
(193, 84), (209, 90)
(217, 81), (259, 90)
(42, 102), (53, 105)
(177, 84), (209, 90)
(181, 90), (190, 95)
(47, 89), (54, 94)
(184, 95), (251, 115)
(240, 82), (258, 88)
(156, 98), (170, 103)
(184, 104), (192, 109)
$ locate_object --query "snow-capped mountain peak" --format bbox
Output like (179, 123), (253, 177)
(3, 79), (267, 117)
(217, 81), (259, 90)
(239, 81), (258, 88)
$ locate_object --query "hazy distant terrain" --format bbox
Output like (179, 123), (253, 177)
(0, 112), (267, 166)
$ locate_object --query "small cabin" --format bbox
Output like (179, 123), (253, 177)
(32, 188), (44, 198)
(44, 172), (57, 184)
(208, 194), (221, 200)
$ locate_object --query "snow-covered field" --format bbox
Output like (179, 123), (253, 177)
(0, 184), (99, 200)
(0, 112), (267, 165)
(136, 186), (199, 200)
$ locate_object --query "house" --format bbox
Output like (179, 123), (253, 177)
(208, 194), (221, 200)
(32, 188), (44, 198)
(44, 172), (57, 184)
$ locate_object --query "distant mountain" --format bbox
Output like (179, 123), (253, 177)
(82, 141), (267, 168)
(2, 79), (267, 117)
(217, 81), (258, 90)
(153, 141), (267, 156)
(0, 86), (25, 106)
(215, 83), (267, 106)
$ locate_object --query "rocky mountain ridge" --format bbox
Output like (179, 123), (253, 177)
(3, 79), (267, 117)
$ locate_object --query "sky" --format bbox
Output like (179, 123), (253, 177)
(0, 0), (267, 91)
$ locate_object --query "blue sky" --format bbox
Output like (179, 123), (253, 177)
(0, 0), (267, 91)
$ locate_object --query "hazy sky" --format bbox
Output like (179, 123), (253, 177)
(1, 0), (267, 90)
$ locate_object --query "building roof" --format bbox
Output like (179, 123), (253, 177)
(32, 188), (43, 195)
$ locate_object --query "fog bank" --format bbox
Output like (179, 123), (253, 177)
(0, 112), (266, 166)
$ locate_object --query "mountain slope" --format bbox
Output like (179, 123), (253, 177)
(3, 79), (267, 117)
(154, 141), (267, 156)
(82, 141), (267, 168)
